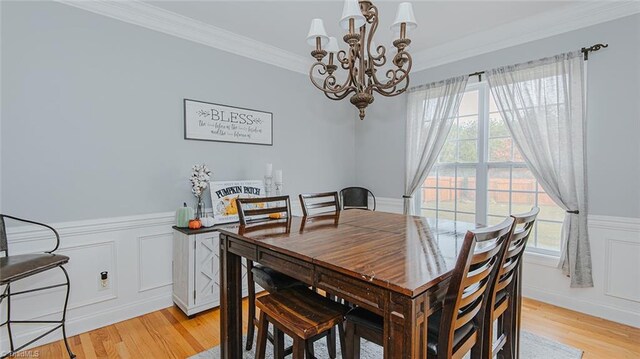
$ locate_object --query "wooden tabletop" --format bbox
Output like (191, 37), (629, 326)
(218, 210), (479, 297)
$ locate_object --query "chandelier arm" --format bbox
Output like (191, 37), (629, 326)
(370, 51), (412, 89)
(369, 68), (410, 96)
(364, 3), (386, 67)
(309, 62), (357, 96)
(324, 87), (356, 101)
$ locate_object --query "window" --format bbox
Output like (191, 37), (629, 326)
(418, 82), (564, 255)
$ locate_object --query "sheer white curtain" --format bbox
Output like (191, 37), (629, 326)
(404, 76), (468, 215)
(486, 51), (593, 287)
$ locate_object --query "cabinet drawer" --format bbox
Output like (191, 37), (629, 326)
(256, 249), (313, 283)
(316, 267), (385, 313)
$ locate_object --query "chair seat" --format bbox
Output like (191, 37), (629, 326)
(0, 253), (69, 284)
(256, 288), (349, 340)
(345, 307), (476, 355)
(426, 309), (476, 355)
(345, 307), (383, 329)
(252, 265), (304, 293)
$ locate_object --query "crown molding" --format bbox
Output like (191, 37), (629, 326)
(411, 1), (640, 72)
(56, 0), (310, 75)
(55, 1), (640, 77)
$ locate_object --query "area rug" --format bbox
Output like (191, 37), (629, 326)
(190, 330), (582, 359)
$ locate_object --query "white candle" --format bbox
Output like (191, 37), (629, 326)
(265, 163), (273, 177)
(274, 169), (283, 183)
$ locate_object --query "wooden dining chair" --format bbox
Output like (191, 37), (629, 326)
(299, 192), (340, 217)
(482, 208), (539, 359)
(339, 187), (376, 211)
(236, 196), (305, 353)
(344, 217), (515, 359)
(255, 288), (349, 359)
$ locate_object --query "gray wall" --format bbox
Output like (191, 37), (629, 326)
(355, 14), (640, 218)
(1, 1), (356, 222)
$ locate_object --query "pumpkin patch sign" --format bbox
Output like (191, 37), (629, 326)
(184, 99), (273, 146)
(210, 180), (265, 224)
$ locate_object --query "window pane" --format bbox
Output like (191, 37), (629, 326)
(448, 120), (459, 140)
(438, 210), (456, 221)
(488, 191), (509, 216)
(511, 192), (535, 213)
(513, 144), (525, 162)
(488, 138), (512, 162)
(527, 226), (538, 248)
(489, 94), (499, 113)
(537, 221), (562, 251)
(421, 188), (437, 209)
(458, 116), (478, 139)
(457, 212), (476, 224)
(488, 114), (509, 138)
(457, 140), (478, 163)
(457, 167), (477, 190)
(538, 193), (565, 221)
(487, 215), (504, 225)
(488, 168), (510, 191)
(459, 90), (479, 116)
(421, 209), (437, 219)
(439, 141), (456, 163)
(438, 167), (455, 188)
(511, 168), (537, 192)
(457, 190), (475, 213)
(438, 189), (455, 211)
(424, 172), (438, 188)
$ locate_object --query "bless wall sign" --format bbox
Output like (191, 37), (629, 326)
(184, 99), (273, 146)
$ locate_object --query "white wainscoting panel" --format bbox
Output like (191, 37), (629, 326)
(0, 212), (175, 350)
(2, 203), (638, 351)
(605, 239), (640, 303)
(138, 232), (174, 293)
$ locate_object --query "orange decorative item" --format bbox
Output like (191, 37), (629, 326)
(268, 213), (282, 219)
(188, 219), (202, 230)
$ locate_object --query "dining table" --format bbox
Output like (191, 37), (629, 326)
(216, 210), (521, 358)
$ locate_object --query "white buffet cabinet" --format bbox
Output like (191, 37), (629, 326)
(172, 226), (249, 317)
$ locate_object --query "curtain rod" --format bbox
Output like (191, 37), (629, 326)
(468, 43), (608, 81)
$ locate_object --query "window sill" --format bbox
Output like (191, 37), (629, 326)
(523, 251), (559, 268)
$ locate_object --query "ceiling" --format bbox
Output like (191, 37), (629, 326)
(146, 0), (576, 58)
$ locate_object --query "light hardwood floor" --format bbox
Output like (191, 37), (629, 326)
(26, 298), (640, 358)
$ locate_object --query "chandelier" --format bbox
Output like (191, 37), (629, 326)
(306, 0), (417, 120)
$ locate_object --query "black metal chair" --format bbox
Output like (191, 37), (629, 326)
(339, 187), (376, 211)
(0, 214), (75, 358)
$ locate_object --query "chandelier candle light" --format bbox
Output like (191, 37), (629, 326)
(307, 0), (417, 120)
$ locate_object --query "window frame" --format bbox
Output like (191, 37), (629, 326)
(416, 80), (562, 257)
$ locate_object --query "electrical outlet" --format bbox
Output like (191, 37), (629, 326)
(99, 271), (109, 290)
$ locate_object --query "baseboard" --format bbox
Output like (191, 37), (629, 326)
(0, 292), (173, 350)
(523, 285), (640, 328)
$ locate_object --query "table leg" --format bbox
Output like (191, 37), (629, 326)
(219, 234), (243, 358)
(384, 293), (428, 358)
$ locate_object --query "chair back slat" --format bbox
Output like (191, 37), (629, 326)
(299, 192), (340, 217)
(455, 296), (484, 330)
(0, 216), (7, 255)
(496, 208), (539, 289)
(236, 196), (291, 226)
(339, 187), (376, 211)
(438, 217), (514, 358)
